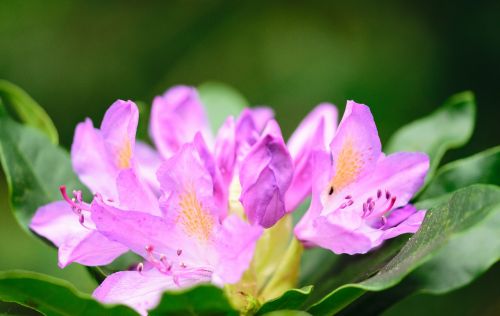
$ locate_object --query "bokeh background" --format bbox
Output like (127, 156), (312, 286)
(1, 1), (499, 314)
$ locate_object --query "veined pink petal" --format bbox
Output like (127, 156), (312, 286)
(328, 101), (381, 194)
(30, 201), (127, 267)
(135, 141), (162, 193)
(287, 103), (337, 159)
(93, 268), (210, 316)
(212, 215), (263, 285)
(239, 120), (293, 228)
(116, 169), (161, 216)
(71, 119), (117, 197)
(157, 141), (219, 220)
(383, 209), (426, 240)
(294, 149), (332, 246)
(248, 107), (274, 132)
(100, 100), (139, 170)
(150, 85), (213, 158)
(58, 231), (128, 268)
(214, 116), (237, 186)
(193, 133), (227, 215)
(311, 212), (384, 255)
(285, 103), (338, 211)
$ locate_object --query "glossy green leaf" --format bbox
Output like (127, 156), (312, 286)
(256, 286), (313, 315)
(261, 311), (311, 316)
(386, 91), (475, 181)
(307, 184), (500, 315)
(0, 80), (58, 144)
(149, 285), (237, 316)
(419, 146), (500, 200)
(198, 81), (249, 133)
(0, 271), (137, 316)
(0, 105), (89, 232)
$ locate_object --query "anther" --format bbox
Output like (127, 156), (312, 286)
(340, 203), (347, 209)
(345, 195), (352, 200)
(137, 262), (144, 273)
(328, 186), (334, 195)
(346, 200), (353, 206)
(377, 189), (382, 199)
(385, 190), (391, 200)
(145, 244), (154, 253)
(177, 249), (182, 256)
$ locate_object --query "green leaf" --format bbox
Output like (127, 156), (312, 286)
(419, 146), (500, 200)
(0, 270), (137, 316)
(0, 80), (58, 144)
(256, 286), (313, 315)
(198, 81), (249, 133)
(149, 285), (237, 316)
(0, 105), (89, 232)
(386, 91), (475, 182)
(307, 184), (500, 315)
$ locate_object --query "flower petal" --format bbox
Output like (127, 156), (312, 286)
(93, 268), (209, 316)
(135, 141), (162, 193)
(285, 103), (338, 211)
(287, 103), (337, 159)
(293, 149), (332, 246)
(212, 215), (263, 285)
(30, 201), (127, 267)
(383, 209), (426, 240)
(90, 198), (216, 272)
(150, 86), (213, 158)
(214, 116), (236, 186)
(157, 141), (220, 221)
(71, 119), (117, 197)
(116, 169), (161, 216)
(58, 230), (128, 268)
(310, 212), (384, 255)
(328, 101), (382, 194)
(239, 120), (293, 228)
(100, 100), (139, 170)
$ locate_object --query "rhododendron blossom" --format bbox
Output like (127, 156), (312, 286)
(27, 85), (430, 315)
(294, 101), (429, 254)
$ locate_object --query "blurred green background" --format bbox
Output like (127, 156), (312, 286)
(1, 0), (499, 314)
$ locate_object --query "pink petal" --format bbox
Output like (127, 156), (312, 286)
(212, 215), (263, 285)
(30, 201), (127, 267)
(287, 103), (337, 159)
(90, 199), (178, 260)
(100, 100), (139, 170)
(135, 141), (162, 193)
(193, 133), (227, 215)
(328, 101), (382, 193)
(58, 230), (128, 268)
(285, 103), (338, 211)
(93, 268), (209, 316)
(310, 212), (384, 255)
(150, 86), (213, 158)
(247, 107), (274, 132)
(116, 169), (161, 216)
(157, 141), (221, 220)
(71, 119), (117, 197)
(383, 210), (426, 240)
(239, 120), (293, 228)
(294, 149), (332, 246)
(214, 116), (237, 186)
(90, 198), (217, 271)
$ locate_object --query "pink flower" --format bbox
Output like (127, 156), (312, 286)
(294, 101), (429, 254)
(30, 100), (159, 267)
(150, 86), (294, 228)
(90, 139), (262, 314)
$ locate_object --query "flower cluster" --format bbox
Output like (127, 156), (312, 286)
(30, 86), (429, 314)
